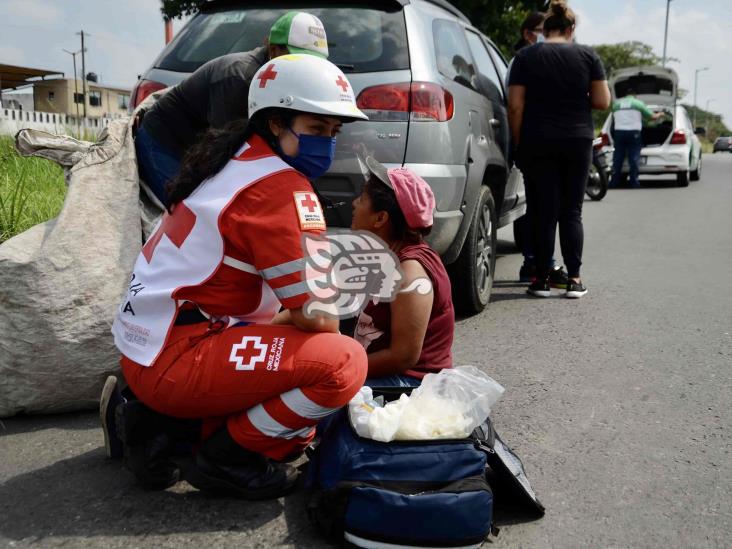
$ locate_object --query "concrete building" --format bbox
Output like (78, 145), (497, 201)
(33, 79), (131, 120)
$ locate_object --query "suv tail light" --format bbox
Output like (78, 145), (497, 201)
(130, 79), (167, 110)
(356, 82), (454, 122)
(599, 132), (610, 148)
(670, 129), (687, 145)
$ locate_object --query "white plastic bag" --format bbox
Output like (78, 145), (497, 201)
(349, 366), (504, 442)
(401, 366), (505, 438)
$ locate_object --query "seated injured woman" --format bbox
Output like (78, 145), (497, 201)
(350, 158), (456, 387)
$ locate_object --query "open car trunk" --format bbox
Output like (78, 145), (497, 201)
(610, 66), (677, 147)
(641, 107), (673, 146)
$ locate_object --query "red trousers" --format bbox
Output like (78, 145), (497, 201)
(121, 322), (367, 460)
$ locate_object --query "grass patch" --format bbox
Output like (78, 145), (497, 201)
(700, 139), (713, 154)
(0, 136), (67, 243)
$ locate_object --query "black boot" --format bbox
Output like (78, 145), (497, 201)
(116, 400), (200, 490)
(183, 427), (298, 499)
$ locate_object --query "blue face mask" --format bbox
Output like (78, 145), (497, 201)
(278, 128), (336, 180)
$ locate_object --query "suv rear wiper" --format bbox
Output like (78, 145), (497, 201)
(336, 63), (355, 72)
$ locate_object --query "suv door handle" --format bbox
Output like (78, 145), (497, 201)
(489, 118), (501, 128)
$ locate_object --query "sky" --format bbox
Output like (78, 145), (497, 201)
(1, 0), (730, 127)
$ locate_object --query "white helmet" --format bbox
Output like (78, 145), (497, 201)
(248, 54), (368, 122)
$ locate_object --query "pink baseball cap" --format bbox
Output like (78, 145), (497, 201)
(365, 157), (435, 229)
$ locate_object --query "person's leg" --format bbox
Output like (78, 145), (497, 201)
(135, 125), (181, 205)
(124, 323), (368, 460)
(514, 215), (536, 282)
(628, 130), (642, 188)
(523, 143), (561, 282)
(123, 322), (367, 496)
(558, 139), (592, 281)
(520, 143), (561, 297)
(609, 130), (628, 188)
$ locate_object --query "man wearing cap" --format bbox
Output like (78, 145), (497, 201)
(610, 88), (663, 188)
(135, 11), (329, 205)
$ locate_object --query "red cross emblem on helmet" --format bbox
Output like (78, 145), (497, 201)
(257, 64), (279, 88)
(335, 75), (349, 92)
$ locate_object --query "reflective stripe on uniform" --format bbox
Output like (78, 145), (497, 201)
(280, 388), (338, 419)
(247, 404), (315, 439)
(273, 280), (310, 300)
(222, 255), (259, 275)
(260, 258), (305, 280)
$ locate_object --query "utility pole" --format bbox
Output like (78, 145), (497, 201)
(693, 67), (709, 128)
(62, 48), (82, 136)
(76, 30), (89, 117)
(662, 0), (672, 67)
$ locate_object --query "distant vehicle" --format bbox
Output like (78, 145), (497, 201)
(713, 136), (732, 153)
(130, 0), (527, 314)
(600, 66), (704, 187)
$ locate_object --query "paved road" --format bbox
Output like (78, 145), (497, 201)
(1, 154), (731, 548)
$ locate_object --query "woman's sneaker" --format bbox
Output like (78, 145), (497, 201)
(519, 263), (536, 283)
(566, 280), (588, 298)
(527, 278), (551, 297)
(548, 266), (569, 289)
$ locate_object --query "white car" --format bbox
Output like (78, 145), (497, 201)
(600, 66), (704, 187)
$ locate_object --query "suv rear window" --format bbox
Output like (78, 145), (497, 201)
(157, 6), (408, 74)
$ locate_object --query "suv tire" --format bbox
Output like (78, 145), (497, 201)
(450, 186), (497, 315)
(677, 170), (689, 187)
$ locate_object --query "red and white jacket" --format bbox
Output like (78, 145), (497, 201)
(112, 135), (326, 366)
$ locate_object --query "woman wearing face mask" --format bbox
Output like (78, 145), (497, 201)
(104, 54), (369, 499)
(508, 0), (610, 298)
(508, 11), (569, 289)
(351, 158), (455, 387)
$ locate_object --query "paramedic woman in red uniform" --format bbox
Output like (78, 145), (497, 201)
(107, 54), (369, 499)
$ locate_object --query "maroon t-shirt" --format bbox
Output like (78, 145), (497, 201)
(355, 242), (455, 378)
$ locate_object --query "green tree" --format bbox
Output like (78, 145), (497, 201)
(451, 0), (549, 58)
(591, 41), (668, 132)
(161, 0), (204, 20)
(682, 104), (730, 142)
(592, 41), (662, 78)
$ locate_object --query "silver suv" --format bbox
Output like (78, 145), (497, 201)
(131, 0), (525, 314)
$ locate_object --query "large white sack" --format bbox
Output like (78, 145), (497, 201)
(0, 114), (161, 417)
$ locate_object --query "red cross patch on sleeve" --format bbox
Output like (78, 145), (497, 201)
(294, 191), (326, 231)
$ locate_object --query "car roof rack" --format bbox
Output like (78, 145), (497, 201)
(201, 0), (469, 23)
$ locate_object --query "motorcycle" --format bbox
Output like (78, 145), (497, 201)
(586, 136), (610, 201)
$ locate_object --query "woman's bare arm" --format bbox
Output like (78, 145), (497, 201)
(590, 80), (611, 110)
(508, 84), (526, 146)
(365, 260), (434, 378)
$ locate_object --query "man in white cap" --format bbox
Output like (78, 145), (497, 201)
(136, 11), (329, 205)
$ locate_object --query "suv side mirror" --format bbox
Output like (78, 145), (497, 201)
(694, 127), (706, 136)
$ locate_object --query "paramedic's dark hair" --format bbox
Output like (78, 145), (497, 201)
(543, 0), (576, 34)
(363, 176), (430, 244)
(166, 108), (297, 209)
(514, 11), (546, 52)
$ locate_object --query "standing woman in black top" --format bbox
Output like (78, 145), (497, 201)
(508, 0), (610, 298)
